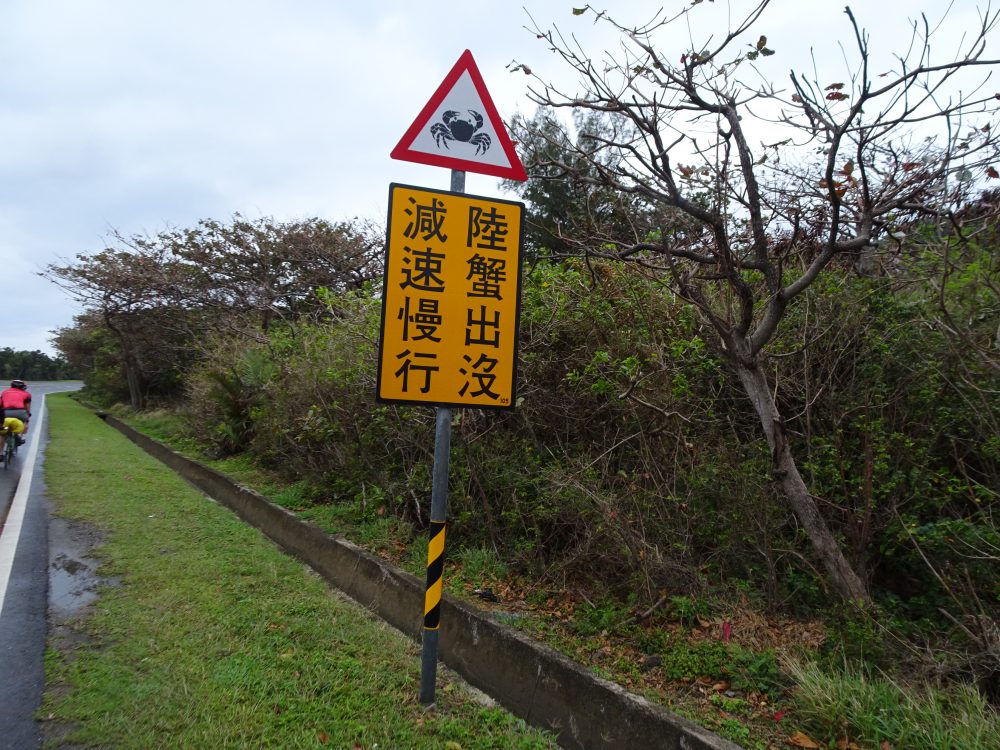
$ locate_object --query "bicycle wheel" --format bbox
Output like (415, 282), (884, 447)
(1, 439), (9, 471)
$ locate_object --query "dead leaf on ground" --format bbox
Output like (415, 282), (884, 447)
(788, 731), (821, 748)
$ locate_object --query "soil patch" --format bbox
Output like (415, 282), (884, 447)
(43, 515), (117, 749)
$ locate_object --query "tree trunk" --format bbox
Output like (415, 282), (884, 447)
(735, 353), (872, 605)
(123, 351), (145, 410)
(105, 315), (146, 410)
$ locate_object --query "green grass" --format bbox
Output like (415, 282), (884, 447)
(788, 658), (1000, 750)
(42, 394), (557, 749)
(116, 402), (1000, 750)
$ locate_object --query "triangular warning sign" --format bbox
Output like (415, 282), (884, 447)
(391, 49), (527, 181)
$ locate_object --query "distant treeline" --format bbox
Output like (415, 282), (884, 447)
(0, 347), (78, 381)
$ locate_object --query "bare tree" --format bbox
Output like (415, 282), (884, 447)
(515, 1), (1000, 603)
(44, 243), (184, 409)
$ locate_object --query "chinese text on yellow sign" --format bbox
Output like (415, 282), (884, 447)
(377, 184), (524, 409)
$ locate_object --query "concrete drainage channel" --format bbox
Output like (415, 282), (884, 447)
(102, 414), (742, 750)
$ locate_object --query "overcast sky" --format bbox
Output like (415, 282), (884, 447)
(1, 0), (989, 355)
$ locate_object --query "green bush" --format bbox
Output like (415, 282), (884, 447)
(571, 598), (632, 637)
(659, 640), (730, 681)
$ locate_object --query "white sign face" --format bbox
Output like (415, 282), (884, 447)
(391, 50), (527, 181)
(405, 70), (513, 170)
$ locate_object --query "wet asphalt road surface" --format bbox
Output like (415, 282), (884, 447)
(0, 383), (83, 750)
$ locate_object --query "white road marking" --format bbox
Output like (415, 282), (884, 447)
(0, 394), (45, 617)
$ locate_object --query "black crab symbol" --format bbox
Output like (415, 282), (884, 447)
(430, 109), (492, 155)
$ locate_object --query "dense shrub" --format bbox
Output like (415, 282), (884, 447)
(182, 262), (779, 593)
(169, 245), (999, 700)
(181, 254), (998, 613)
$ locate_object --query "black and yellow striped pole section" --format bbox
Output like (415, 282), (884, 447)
(419, 405), (452, 704)
(423, 520), (447, 630)
(418, 168), (464, 706)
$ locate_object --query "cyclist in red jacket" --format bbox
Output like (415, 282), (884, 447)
(0, 380), (31, 445)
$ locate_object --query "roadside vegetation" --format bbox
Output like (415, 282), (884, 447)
(0, 347), (76, 380)
(41, 393), (557, 749)
(44, 4), (1000, 748)
(113, 244), (1000, 748)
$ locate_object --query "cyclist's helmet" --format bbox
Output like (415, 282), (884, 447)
(10, 380), (25, 389)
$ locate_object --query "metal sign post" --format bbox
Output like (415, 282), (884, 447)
(418, 169), (464, 705)
(418, 402), (451, 703)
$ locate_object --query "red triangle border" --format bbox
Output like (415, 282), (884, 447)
(390, 49), (527, 182)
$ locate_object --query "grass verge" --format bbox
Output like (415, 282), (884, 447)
(117, 405), (1000, 750)
(41, 394), (557, 749)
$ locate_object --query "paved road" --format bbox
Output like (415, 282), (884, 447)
(0, 382), (82, 750)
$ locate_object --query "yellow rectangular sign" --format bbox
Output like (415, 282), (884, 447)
(376, 183), (524, 409)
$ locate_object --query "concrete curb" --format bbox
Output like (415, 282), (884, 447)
(102, 414), (742, 750)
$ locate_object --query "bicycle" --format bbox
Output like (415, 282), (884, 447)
(1, 425), (19, 471)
